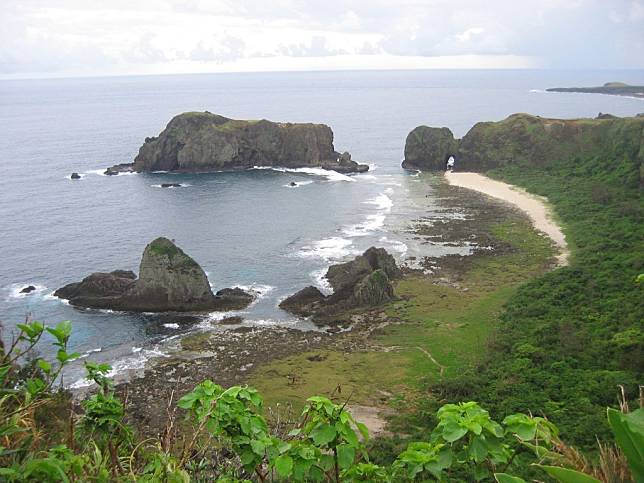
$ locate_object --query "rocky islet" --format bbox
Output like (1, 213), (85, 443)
(105, 111), (369, 175)
(54, 237), (254, 312)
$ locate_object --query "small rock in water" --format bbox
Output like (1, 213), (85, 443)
(219, 316), (244, 325)
(70, 172), (81, 179)
(161, 183), (182, 188)
(104, 169), (118, 176)
(20, 285), (36, 294)
(289, 181), (297, 187)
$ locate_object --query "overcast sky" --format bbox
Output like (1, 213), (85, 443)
(1, 0), (643, 78)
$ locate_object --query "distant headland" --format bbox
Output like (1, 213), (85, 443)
(546, 81), (644, 99)
(105, 112), (369, 175)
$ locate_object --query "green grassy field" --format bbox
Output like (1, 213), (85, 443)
(249, 215), (555, 415)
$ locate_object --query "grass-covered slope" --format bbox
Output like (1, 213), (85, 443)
(438, 117), (644, 448)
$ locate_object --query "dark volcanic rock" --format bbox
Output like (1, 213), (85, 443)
(55, 238), (253, 312)
(212, 288), (255, 311)
(54, 270), (136, 304)
(402, 126), (459, 171)
(70, 172), (81, 179)
(280, 247), (400, 321)
(353, 270), (394, 306)
(106, 112), (369, 174)
(161, 183), (182, 188)
(219, 316), (244, 325)
(20, 285), (37, 294)
(278, 286), (326, 316)
(104, 163), (135, 176)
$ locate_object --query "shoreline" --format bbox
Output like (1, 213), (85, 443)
(445, 171), (570, 266)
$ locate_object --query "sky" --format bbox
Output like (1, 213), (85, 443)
(1, 0), (644, 79)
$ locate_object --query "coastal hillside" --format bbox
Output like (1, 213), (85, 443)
(403, 113), (644, 179)
(402, 114), (643, 448)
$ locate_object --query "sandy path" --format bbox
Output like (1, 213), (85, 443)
(445, 172), (569, 266)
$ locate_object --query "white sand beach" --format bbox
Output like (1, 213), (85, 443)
(445, 172), (569, 266)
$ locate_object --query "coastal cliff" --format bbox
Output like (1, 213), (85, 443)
(107, 112), (369, 174)
(402, 113), (644, 183)
(55, 237), (253, 312)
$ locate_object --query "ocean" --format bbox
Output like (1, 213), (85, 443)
(1, 69), (643, 384)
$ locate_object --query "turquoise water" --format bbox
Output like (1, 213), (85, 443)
(1, 69), (642, 381)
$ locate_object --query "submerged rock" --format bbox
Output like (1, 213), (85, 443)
(104, 163), (135, 176)
(19, 285), (37, 294)
(54, 238), (253, 312)
(280, 247), (400, 320)
(161, 183), (182, 188)
(106, 111), (369, 174)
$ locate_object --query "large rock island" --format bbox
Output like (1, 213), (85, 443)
(402, 113), (644, 179)
(279, 247), (402, 321)
(106, 112), (369, 175)
(55, 237), (253, 312)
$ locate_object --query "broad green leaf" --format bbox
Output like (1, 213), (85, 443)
(536, 465), (601, 483)
(37, 359), (52, 374)
(607, 407), (644, 481)
(250, 439), (266, 456)
(337, 444), (356, 469)
(495, 473), (528, 483)
(310, 424), (336, 446)
(468, 435), (489, 463)
(274, 454), (293, 477)
(441, 421), (468, 442)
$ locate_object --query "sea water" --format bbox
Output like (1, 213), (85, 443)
(1, 69), (642, 382)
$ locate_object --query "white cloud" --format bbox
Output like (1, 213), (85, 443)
(455, 27), (485, 42)
(0, 0), (643, 78)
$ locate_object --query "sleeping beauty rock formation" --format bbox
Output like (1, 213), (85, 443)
(105, 111), (369, 174)
(402, 113), (644, 181)
(55, 237), (253, 312)
(279, 247), (401, 319)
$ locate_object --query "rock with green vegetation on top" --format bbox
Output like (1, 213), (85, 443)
(401, 126), (459, 171)
(105, 111), (369, 174)
(55, 237), (254, 312)
(546, 81), (644, 98)
(403, 113), (644, 185)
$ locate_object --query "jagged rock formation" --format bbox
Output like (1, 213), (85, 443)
(279, 247), (401, 319)
(55, 238), (254, 312)
(402, 126), (459, 171)
(106, 112), (369, 174)
(402, 114), (644, 181)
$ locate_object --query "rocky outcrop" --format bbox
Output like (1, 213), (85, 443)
(106, 112), (369, 175)
(55, 238), (254, 312)
(402, 126), (459, 171)
(70, 172), (81, 179)
(546, 82), (644, 99)
(279, 247), (401, 320)
(402, 114), (644, 181)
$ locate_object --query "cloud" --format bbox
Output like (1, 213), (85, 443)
(277, 36), (347, 57)
(455, 27), (485, 42)
(188, 35), (246, 63)
(1, 0), (643, 77)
